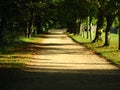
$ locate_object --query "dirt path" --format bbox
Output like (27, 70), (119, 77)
(25, 29), (119, 73)
(0, 29), (120, 90)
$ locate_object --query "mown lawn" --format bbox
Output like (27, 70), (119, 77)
(69, 32), (120, 67)
(0, 36), (42, 68)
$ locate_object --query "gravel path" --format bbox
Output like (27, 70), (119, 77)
(0, 29), (120, 90)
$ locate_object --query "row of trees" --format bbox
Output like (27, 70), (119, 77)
(92, 0), (120, 46)
(0, 0), (120, 48)
(0, 0), (58, 44)
(58, 0), (120, 47)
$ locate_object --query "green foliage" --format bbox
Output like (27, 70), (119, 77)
(0, 0), (120, 46)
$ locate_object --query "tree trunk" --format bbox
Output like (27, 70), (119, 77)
(92, 0), (106, 43)
(24, 22), (28, 37)
(0, 0), (5, 44)
(88, 16), (93, 41)
(87, 17), (90, 39)
(76, 19), (82, 35)
(34, 15), (42, 34)
(67, 22), (76, 34)
(0, 18), (4, 41)
(25, 22), (29, 37)
(82, 26), (85, 38)
(67, 23), (73, 33)
(76, 22), (80, 34)
(104, 15), (115, 46)
(80, 22), (83, 36)
(67, 23), (70, 33)
(28, 22), (32, 38)
(119, 16), (120, 50)
(72, 22), (77, 34)
(92, 7), (104, 43)
(0, 17), (6, 44)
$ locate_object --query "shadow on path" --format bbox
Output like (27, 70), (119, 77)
(0, 68), (120, 90)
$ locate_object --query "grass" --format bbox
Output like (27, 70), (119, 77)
(19, 36), (42, 43)
(69, 32), (120, 67)
(0, 36), (42, 68)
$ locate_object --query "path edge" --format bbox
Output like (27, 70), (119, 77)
(68, 34), (120, 69)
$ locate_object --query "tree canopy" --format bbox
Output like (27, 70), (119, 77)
(0, 0), (120, 47)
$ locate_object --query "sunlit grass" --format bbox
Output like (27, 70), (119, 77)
(69, 32), (120, 67)
(0, 55), (28, 67)
(20, 36), (42, 43)
(0, 36), (42, 68)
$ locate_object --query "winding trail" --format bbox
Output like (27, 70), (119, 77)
(0, 29), (120, 90)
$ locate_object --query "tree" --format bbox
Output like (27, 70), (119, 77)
(86, 0), (98, 40)
(59, 0), (90, 34)
(118, 16), (120, 50)
(0, 0), (42, 43)
(92, 0), (105, 43)
(116, 0), (120, 50)
(0, 0), (24, 44)
(104, 0), (118, 46)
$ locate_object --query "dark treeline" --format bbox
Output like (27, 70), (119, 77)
(0, 0), (120, 46)
(0, 0), (58, 44)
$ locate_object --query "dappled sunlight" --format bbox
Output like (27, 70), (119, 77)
(0, 54), (32, 67)
(25, 54), (119, 74)
(0, 30), (120, 90)
(23, 30), (119, 75)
